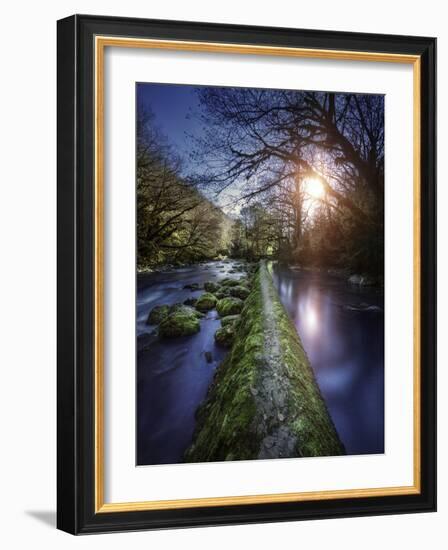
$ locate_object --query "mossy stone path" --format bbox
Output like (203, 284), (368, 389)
(185, 261), (344, 462)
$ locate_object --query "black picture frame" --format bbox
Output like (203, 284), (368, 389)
(57, 14), (436, 534)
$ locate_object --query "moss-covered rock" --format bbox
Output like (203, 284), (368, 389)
(195, 292), (218, 312)
(214, 286), (232, 299)
(146, 304), (170, 325)
(220, 314), (240, 327)
(229, 285), (250, 300)
(184, 261), (344, 462)
(159, 308), (201, 338)
(169, 303), (202, 317)
(220, 278), (241, 287)
(216, 297), (244, 316)
(214, 325), (235, 347)
(204, 281), (221, 293)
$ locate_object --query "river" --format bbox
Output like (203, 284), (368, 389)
(137, 260), (384, 465)
(137, 259), (245, 465)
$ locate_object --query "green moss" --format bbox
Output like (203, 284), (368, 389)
(216, 297), (244, 316)
(184, 261), (344, 462)
(214, 286), (232, 299)
(220, 314), (240, 327)
(220, 278), (241, 287)
(229, 285), (250, 300)
(146, 304), (170, 325)
(214, 325), (235, 347)
(159, 308), (201, 338)
(170, 303), (203, 318)
(195, 292), (218, 312)
(204, 281), (221, 293)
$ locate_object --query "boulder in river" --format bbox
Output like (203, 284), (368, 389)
(221, 278), (241, 287)
(204, 281), (221, 294)
(170, 303), (204, 318)
(183, 297), (197, 307)
(146, 304), (170, 325)
(215, 286), (232, 299)
(214, 325), (235, 347)
(195, 292), (218, 312)
(159, 307), (201, 338)
(220, 314), (240, 327)
(216, 296), (244, 316)
(229, 285), (250, 300)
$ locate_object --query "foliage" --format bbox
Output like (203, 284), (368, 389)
(137, 108), (232, 269)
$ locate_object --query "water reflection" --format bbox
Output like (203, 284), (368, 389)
(272, 266), (384, 455)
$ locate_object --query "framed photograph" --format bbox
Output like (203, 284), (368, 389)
(57, 14), (436, 534)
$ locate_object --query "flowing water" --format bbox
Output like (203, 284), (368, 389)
(137, 260), (244, 465)
(137, 261), (384, 465)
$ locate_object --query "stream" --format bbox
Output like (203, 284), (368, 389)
(137, 260), (384, 465)
(137, 260), (245, 465)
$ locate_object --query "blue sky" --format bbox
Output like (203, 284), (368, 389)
(136, 82), (243, 215)
(136, 82), (203, 172)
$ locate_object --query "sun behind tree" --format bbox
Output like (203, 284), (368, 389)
(303, 177), (325, 200)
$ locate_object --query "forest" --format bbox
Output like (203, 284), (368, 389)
(137, 87), (384, 279)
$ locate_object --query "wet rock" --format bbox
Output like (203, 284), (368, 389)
(220, 314), (240, 327)
(221, 278), (241, 287)
(229, 285), (250, 300)
(183, 282), (201, 291)
(195, 292), (218, 312)
(214, 325), (235, 347)
(205, 351), (213, 363)
(204, 281), (221, 294)
(159, 307), (201, 338)
(146, 304), (170, 325)
(216, 296), (244, 316)
(214, 286), (232, 299)
(170, 303), (203, 317)
(183, 297), (197, 307)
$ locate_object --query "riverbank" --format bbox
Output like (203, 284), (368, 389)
(185, 261), (344, 462)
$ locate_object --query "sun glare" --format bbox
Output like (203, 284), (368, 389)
(303, 177), (325, 200)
